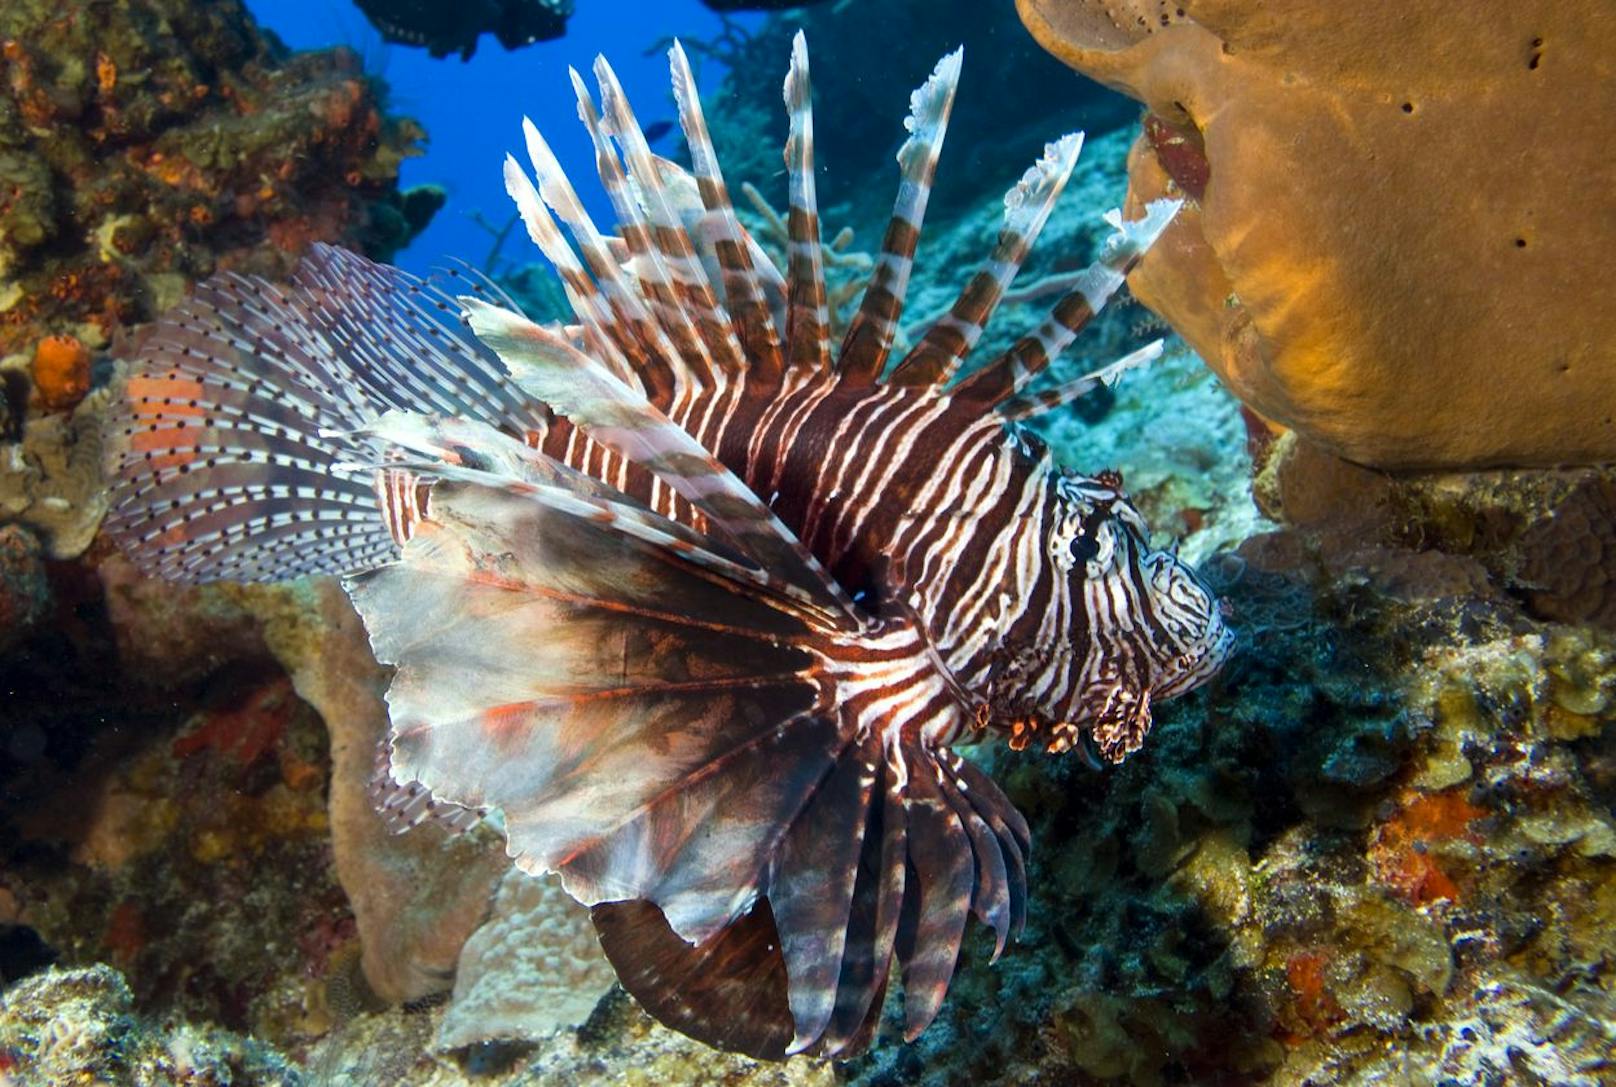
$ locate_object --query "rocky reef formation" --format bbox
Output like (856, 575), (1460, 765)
(0, 0), (432, 373)
(1017, 0), (1616, 470)
(0, 965), (300, 1085)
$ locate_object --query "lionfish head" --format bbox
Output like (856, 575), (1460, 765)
(1031, 471), (1233, 763)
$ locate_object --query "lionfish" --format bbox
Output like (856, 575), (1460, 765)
(103, 35), (1232, 1059)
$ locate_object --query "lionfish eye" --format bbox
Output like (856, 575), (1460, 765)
(1069, 529), (1101, 565)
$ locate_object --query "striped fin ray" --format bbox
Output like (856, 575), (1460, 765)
(343, 410), (852, 626)
(569, 66), (706, 401)
(518, 119), (695, 400)
(592, 56), (748, 384)
(837, 48), (962, 385)
(344, 478), (842, 935)
(464, 299), (865, 631)
(771, 727), (1026, 1053)
(957, 199), (1183, 407)
(668, 40), (786, 383)
(104, 245), (545, 583)
(891, 133), (1084, 387)
(502, 153), (641, 390)
(782, 30), (832, 374)
(369, 737), (487, 837)
(290, 246), (546, 434)
(998, 339), (1165, 423)
(583, 699), (1026, 1059)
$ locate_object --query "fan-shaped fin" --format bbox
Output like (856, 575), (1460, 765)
(592, 897), (794, 1061)
(838, 48), (962, 385)
(103, 244), (545, 584)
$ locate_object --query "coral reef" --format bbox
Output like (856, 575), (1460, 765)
(0, 964), (301, 1085)
(1017, 0), (1616, 470)
(1253, 434), (1616, 633)
(94, 568), (511, 1008)
(29, 334), (90, 412)
(0, 0), (429, 361)
(434, 868), (616, 1052)
(0, 523), (46, 655)
(354, 0), (572, 61)
(0, 381), (111, 559)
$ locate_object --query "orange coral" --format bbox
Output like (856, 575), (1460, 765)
(172, 676), (296, 767)
(94, 52), (116, 95)
(1368, 788), (1484, 906)
(30, 334), (91, 411)
(1282, 948), (1342, 1042)
(1017, 0), (1616, 470)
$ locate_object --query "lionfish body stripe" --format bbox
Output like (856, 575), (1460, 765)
(103, 32), (1233, 1060)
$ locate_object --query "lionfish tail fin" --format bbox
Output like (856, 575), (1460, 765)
(103, 244), (543, 583)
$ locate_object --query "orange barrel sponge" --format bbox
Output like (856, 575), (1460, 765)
(1017, 0), (1616, 470)
(31, 334), (92, 412)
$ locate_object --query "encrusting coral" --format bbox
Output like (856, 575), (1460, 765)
(0, 964), (300, 1085)
(1016, 0), (1616, 470)
(0, 0), (430, 360)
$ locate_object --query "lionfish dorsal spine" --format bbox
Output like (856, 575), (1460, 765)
(837, 46), (963, 385)
(782, 30), (833, 375)
(956, 195), (1182, 408)
(567, 65), (703, 402)
(501, 154), (639, 389)
(593, 55), (750, 385)
(669, 39), (787, 384)
(462, 297), (864, 630)
(515, 117), (676, 388)
(891, 131), (1084, 388)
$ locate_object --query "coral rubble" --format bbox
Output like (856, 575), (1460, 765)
(1017, 0), (1616, 470)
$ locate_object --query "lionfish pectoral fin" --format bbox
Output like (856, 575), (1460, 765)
(103, 244), (547, 584)
(342, 466), (846, 937)
(582, 700), (1029, 1059)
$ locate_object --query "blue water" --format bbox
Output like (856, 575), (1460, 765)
(252, 0), (760, 278)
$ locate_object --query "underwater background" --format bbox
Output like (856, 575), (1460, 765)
(0, 0), (1612, 1084)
